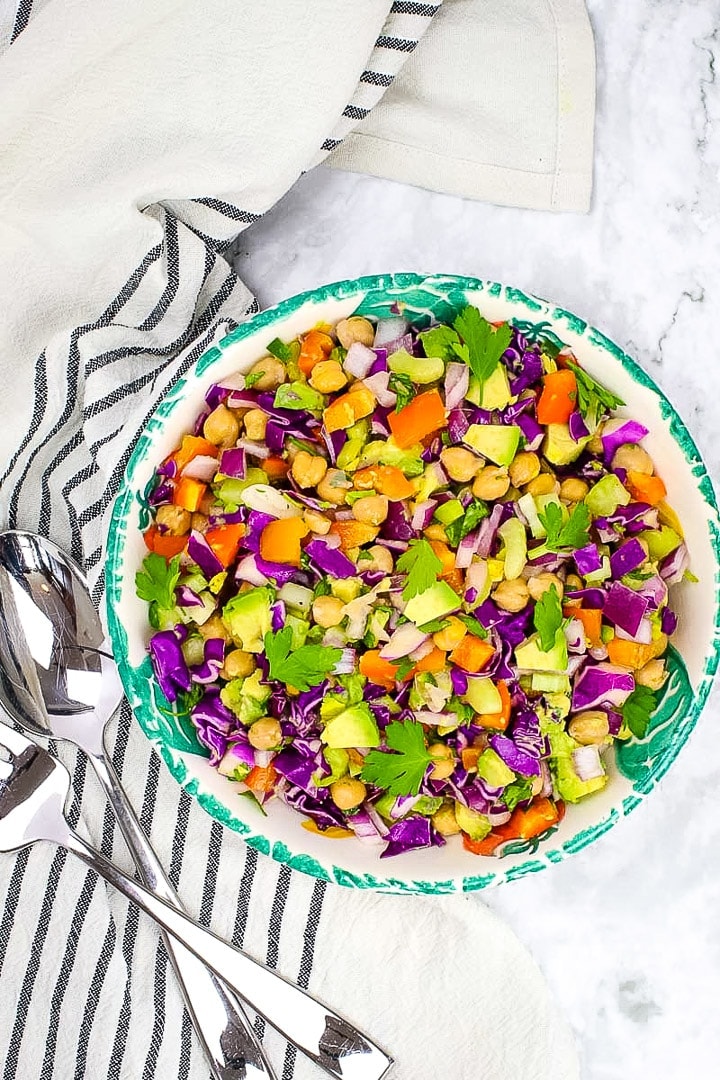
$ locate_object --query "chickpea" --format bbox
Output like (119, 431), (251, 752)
(335, 316), (375, 350)
(199, 614), (229, 642)
(246, 355), (287, 392)
(203, 404), (240, 448)
(565, 573), (583, 591)
(310, 359), (347, 394)
(222, 649), (255, 679)
(352, 494), (389, 526)
(440, 446), (483, 483)
(612, 444), (654, 475)
(559, 477), (589, 503)
(432, 803), (461, 837)
(291, 451), (328, 490)
(423, 523), (448, 543)
(248, 717), (283, 751)
(304, 509), (331, 535)
(190, 511), (209, 533)
(330, 777), (367, 811)
(472, 466), (510, 501)
(567, 710), (610, 745)
(198, 491), (216, 515)
(509, 451), (541, 488)
(527, 572), (564, 602)
(636, 659), (668, 691)
(428, 743), (455, 781)
(243, 409), (268, 442)
(493, 578), (530, 612)
(649, 632), (669, 660)
(155, 503), (191, 536)
(365, 544), (394, 574)
(312, 595), (346, 628)
(316, 468), (352, 505)
(525, 473), (557, 497)
(432, 616), (467, 652)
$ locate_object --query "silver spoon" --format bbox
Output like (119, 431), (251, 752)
(0, 529), (274, 1080)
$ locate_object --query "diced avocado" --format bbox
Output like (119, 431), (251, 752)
(638, 526), (681, 561)
(498, 517), (527, 580)
(515, 630), (568, 673)
(388, 348), (445, 384)
(454, 802), (492, 841)
(285, 614), (309, 650)
(404, 580), (461, 626)
(585, 474), (631, 517)
(479, 365), (512, 410)
(181, 635), (206, 667)
(358, 438), (425, 477)
(517, 493), (545, 539)
(185, 592), (218, 627)
(477, 748), (515, 787)
(222, 587), (272, 653)
(464, 424), (522, 466)
(315, 747), (349, 787)
(435, 498), (464, 525)
(273, 381), (325, 412)
(657, 501), (684, 537)
(321, 703), (381, 749)
(531, 672), (571, 694)
(464, 678), (502, 715)
(320, 690), (348, 721)
(330, 578), (362, 603)
(414, 462), (447, 502)
(414, 795), (444, 816)
(584, 555), (611, 583)
(337, 436), (365, 472)
(546, 725), (607, 803)
(543, 423), (589, 466)
(220, 670), (271, 725)
(373, 791), (397, 820)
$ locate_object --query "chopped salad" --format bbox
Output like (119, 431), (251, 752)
(137, 306), (690, 858)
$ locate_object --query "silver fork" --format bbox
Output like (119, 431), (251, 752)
(0, 721), (393, 1080)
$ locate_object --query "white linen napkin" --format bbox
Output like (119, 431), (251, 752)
(0, 2), (590, 1077)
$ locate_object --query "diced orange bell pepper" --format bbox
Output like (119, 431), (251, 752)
(359, 650), (398, 689)
(388, 389), (447, 449)
(510, 796), (559, 840)
(172, 476), (207, 512)
(563, 605), (603, 649)
(449, 635), (494, 674)
(262, 455), (290, 480)
(298, 329), (334, 376)
(259, 517), (309, 565)
(606, 636), (656, 670)
(353, 465), (417, 500)
(461, 747), (482, 772)
(143, 525), (188, 559)
(536, 369), (578, 425)
(441, 568), (466, 595)
(463, 831), (506, 856)
(244, 764), (278, 795)
(323, 385), (376, 433)
(428, 539), (455, 575)
(409, 646), (446, 677)
(205, 523), (246, 568)
(329, 520), (379, 551)
(301, 820), (353, 838)
(479, 680), (512, 731)
(172, 435), (219, 473)
(625, 471), (667, 507)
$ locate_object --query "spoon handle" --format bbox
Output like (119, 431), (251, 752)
(88, 745), (276, 1080)
(61, 826), (393, 1080)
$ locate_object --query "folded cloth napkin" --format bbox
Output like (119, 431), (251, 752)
(0, 1), (591, 1077)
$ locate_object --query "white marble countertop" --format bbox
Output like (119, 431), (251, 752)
(235, 2), (720, 1075)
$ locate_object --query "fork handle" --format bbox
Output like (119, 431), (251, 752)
(88, 747), (274, 1080)
(61, 826), (393, 1080)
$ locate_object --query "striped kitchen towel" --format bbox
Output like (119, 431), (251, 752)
(0, 1), (585, 1077)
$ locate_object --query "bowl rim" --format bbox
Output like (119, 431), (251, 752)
(106, 271), (720, 894)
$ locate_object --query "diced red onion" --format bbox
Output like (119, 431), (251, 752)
(659, 543), (689, 584)
(362, 370), (397, 407)
(614, 618), (653, 645)
(374, 317), (408, 347)
(380, 623), (429, 660)
(568, 410), (590, 442)
(236, 438), (271, 460)
(409, 639), (435, 663)
(218, 447), (247, 479)
(182, 454), (219, 481)
(572, 745), (605, 781)
(333, 648), (357, 675)
(235, 554), (270, 586)
(187, 530), (224, 579)
(476, 504), (504, 558)
(411, 500), (437, 531)
(254, 750), (275, 769)
(455, 528), (480, 569)
(344, 342), (377, 379)
(445, 363), (469, 409)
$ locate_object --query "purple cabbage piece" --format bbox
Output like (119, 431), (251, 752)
(450, 667), (469, 696)
(369, 351), (389, 374)
(271, 601), (286, 631)
(603, 581), (649, 636)
(322, 427), (347, 465)
(474, 599), (532, 647)
(609, 538), (647, 579)
(273, 748), (324, 794)
(568, 409), (590, 442)
(219, 447), (246, 479)
(636, 573), (667, 611)
(467, 407), (494, 426)
(149, 481), (173, 506)
(601, 418), (649, 465)
(564, 587), (606, 608)
(447, 407), (470, 442)
(661, 607), (678, 635)
(659, 543), (689, 585)
(191, 689), (239, 765)
(501, 396), (534, 424)
(510, 709), (546, 758)
(462, 778), (505, 814)
(515, 412), (544, 452)
(157, 458), (178, 479)
(149, 628), (192, 702)
(571, 662), (635, 710)
(264, 420), (286, 454)
(574, 543), (602, 576)
(281, 786), (346, 831)
(191, 638), (225, 684)
(193, 409), (210, 436)
(380, 815), (438, 859)
(489, 734), (541, 777)
(382, 500), (416, 542)
(507, 349), (544, 394)
(254, 556), (298, 585)
(187, 530), (224, 579)
(205, 383), (231, 410)
(241, 510), (277, 553)
(305, 538), (356, 578)
(176, 585), (204, 608)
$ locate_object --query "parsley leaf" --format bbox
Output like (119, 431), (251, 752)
(565, 359), (625, 430)
(445, 498), (489, 547)
(244, 370), (264, 389)
(538, 501), (591, 552)
(452, 306), (512, 389)
(503, 777), (534, 812)
(417, 617), (451, 634)
(360, 720), (433, 796)
(622, 685), (657, 739)
(238, 790), (268, 816)
(135, 553), (181, 611)
(396, 539), (443, 602)
(264, 628), (341, 692)
(457, 614), (488, 639)
(393, 656), (415, 681)
(419, 324), (461, 361)
(533, 584), (563, 652)
(388, 371), (417, 411)
(266, 337), (293, 362)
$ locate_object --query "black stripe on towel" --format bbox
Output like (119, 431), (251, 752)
(193, 197), (261, 223)
(280, 879), (328, 1080)
(391, 1), (440, 15)
(376, 35), (418, 52)
(360, 70), (394, 87)
(254, 865), (292, 1042)
(321, 138), (343, 152)
(342, 105), (370, 121)
(10, 0), (33, 42)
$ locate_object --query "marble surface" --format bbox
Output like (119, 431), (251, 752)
(232, 2), (720, 1076)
